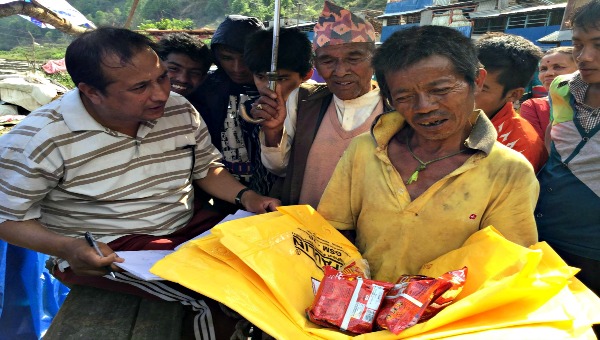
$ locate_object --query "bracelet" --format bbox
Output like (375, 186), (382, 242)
(234, 188), (253, 209)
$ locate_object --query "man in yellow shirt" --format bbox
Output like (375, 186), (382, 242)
(317, 26), (539, 282)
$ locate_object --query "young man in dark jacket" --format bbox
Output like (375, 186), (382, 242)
(189, 15), (273, 213)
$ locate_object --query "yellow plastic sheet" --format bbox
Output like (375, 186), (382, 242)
(151, 206), (600, 339)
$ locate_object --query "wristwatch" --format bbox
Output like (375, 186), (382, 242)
(234, 188), (253, 209)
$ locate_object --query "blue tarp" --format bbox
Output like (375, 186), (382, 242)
(506, 25), (568, 48)
(0, 241), (69, 339)
(381, 24), (471, 42)
(384, 0), (433, 15)
(381, 24), (420, 41)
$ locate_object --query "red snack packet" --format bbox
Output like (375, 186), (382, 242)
(376, 267), (468, 334)
(306, 266), (394, 334)
(375, 275), (430, 330)
(420, 267), (468, 321)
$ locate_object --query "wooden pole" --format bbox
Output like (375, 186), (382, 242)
(124, 0), (140, 29)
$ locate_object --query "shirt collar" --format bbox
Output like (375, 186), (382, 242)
(569, 71), (588, 104)
(332, 86), (380, 110)
(61, 89), (107, 132)
(370, 109), (497, 155)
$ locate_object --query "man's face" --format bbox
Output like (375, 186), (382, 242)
(214, 46), (254, 85)
(386, 55), (484, 143)
(474, 71), (512, 118)
(253, 69), (308, 102)
(82, 47), (171, 134)
(314, 43), (374, 100)
(164, 52), (207, 97)
(572, 26), (600, 85)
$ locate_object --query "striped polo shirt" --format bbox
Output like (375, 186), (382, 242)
(0, 89), (223, 243)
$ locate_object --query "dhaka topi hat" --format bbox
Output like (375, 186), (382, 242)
(313, 0), (376, 50)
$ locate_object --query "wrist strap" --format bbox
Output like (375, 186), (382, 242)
(234, 188), (252, 209)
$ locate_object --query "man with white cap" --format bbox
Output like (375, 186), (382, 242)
(253, 0), (385, 208)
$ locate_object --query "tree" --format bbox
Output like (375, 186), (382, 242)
(138, 18), (195, 30)
(0, 1), (89, 36)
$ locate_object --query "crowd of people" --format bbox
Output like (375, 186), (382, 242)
(0, 0), (599, 338)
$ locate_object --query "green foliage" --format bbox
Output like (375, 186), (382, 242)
(0, 43), (68, 61)
(138, 18), (195, 30)
(47, 72), (75, 90)
(0, 0), (387, 51)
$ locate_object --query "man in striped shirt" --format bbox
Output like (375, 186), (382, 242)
(0, 28), (280, 336)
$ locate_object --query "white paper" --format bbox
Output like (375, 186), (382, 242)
(114, 250), (173, 281)
(114, 210), (256, 280)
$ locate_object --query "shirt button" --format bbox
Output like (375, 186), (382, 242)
(583, 137), (589, 142)
(387, 165), (392, 172)
(536, 213), (543, 218)
(546, 187), (553, 192)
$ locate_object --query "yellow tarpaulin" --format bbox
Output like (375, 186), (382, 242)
(151, 205), (600, 339)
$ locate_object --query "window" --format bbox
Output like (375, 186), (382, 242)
(507, 14), (526, 28)
(405, 13), (421, 24)
(527, 12), (548, 27)
(472, 17), (506, 34)
(548, 9), (564, 26)
(387, 17), (401, 25)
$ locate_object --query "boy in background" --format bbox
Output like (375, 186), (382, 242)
(244, 27), (314, 108)
(475, 33), (548, 173)
(243, 27), (314, 191)
(155, 32), (212, 99)
(189, 16), (268, 213)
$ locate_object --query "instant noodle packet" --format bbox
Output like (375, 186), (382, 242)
(376, 267), (468, 334)
(306, 266), (394, 334)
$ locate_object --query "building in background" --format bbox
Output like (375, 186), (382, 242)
(377, 0), (580, 49)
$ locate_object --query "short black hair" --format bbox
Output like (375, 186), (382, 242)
(66, 27), (157, 93)
(475, 32), (543, 97)
(155, 32), (212, 75)
(373, 25), (480, 103)
(244, 27), (313, 77)
(569, 0), (600, 31)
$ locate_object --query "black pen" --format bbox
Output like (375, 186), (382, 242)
(84, 232), (116, 278)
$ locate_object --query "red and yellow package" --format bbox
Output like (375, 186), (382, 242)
(306, 266), (394, 334)
(420, 267), (468, 321)
(376, 267), (468, 334)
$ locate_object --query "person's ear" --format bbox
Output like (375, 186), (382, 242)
(302, 68), (314, 82)
(505, 87), (525, 103)
(78, 82), (104, 105)
(473, 68), (487, 95)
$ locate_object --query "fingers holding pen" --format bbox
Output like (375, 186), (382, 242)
(66, 237), (123, 276)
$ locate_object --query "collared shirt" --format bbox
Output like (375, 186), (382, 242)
(570, 72), (600, 133)
(317, 110), (539, 282)
(0, 89), (222, 243)
(490, 102), (548, 173)
(260, 86), (381, 177)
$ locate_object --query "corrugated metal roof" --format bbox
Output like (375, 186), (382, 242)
(378, 9), (424, 18)
(537, 29), (573, 42)
(470, 2), (566, 18)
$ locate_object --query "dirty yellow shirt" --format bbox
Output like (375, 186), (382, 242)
(317, 110), (539, 282)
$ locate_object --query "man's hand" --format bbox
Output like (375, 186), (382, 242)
(240, 189), (281, 213)
(253, 84), (286, 146)
(0, 219), (124, 277)
(63, 237), (124, 276)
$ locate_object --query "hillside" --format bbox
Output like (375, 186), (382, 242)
(0, 0), (387, 51)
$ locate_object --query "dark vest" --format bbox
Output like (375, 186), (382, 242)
(270, 83), (333, 205)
